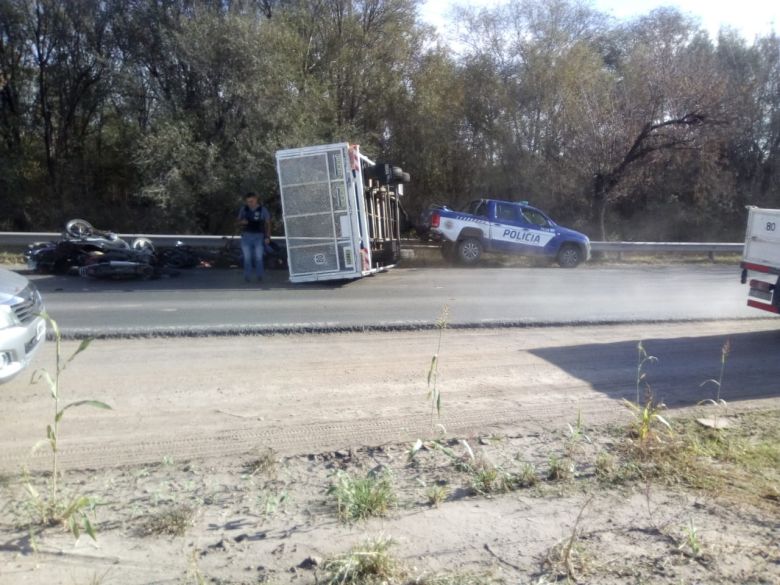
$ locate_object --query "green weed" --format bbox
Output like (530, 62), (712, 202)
(328, 470), (396, 522)
(426, 305), (449, 427)
(27, 313), (111, 540)
(257, 488), (288, 516)
(634, 341), (658, 405)
(406, 438), (425, 464)
(622, 397), (672, 445)
(565, 409), (591, 459)
(546, 455), (573, 482)
(469, 458), (513, 495)
(679, 518), (702, 558)
(517, 462), (538, 488)
(594, 452), (615, 480)
(426, 484), (448, 507)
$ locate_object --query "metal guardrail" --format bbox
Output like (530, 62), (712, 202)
(0, 232), (744, 258)
(589, 241), (743, 260)
(402, 240), (743, 259)
(0, 232), (233, 248)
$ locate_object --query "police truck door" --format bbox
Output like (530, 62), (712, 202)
(489, 201), (536, 255)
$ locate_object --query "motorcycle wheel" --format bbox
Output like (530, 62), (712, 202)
(132, 237), (155, 252)
(65, 219), (94, 238)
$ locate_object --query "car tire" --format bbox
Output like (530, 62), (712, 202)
(557, 244), (582, 268)
(457, 238), (483, 265)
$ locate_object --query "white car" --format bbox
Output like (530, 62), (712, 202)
(0, 267), (46, 383)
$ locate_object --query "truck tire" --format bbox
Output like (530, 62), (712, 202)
(440, 241), (456, 263)
(457, 237), (483, 265)
(557, 244), (582, 268)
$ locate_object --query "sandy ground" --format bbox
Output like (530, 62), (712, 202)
(1, 319), (779, 472)
(1, 414), (778, 585)
(0, 321), (779, 584)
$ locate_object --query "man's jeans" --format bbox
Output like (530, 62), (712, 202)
(240, 232), (265, 280)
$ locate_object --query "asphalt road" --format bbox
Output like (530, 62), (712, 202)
(19, 264), (768, 336)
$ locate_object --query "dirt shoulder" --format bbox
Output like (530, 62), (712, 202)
(0, 321), (779, 584)
(1, 320), (778, 473)
(1, 406), (777, 585)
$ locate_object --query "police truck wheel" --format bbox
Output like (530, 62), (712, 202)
(557, 244), (582, 268)
(440, 241), (456, 263)
(457, 238), (483, 265)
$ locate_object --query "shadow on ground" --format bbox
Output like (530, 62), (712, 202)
(528, 329), (780, 408)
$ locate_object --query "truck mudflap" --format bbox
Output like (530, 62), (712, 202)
(742, 268), (780, 314)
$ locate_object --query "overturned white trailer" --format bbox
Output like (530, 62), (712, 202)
(275, 143), (408, 283)
(740, 206), (780, 314)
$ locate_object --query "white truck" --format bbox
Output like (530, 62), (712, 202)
(740, 206), (780, 314)
(275, 143), (408, 283)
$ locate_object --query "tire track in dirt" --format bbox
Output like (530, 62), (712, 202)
(1, 320), (778, 472)
(2, 399), (620, 470)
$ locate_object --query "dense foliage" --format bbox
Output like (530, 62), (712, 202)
(1, 0), (779, 239)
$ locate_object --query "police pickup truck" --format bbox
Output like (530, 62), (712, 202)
(430, 199), (591, 268)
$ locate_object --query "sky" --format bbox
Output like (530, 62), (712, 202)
(420, 0), (779, 43)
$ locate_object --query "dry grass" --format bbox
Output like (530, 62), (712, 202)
(606, 410), (780, 506)
(321, 537), (401, 585)
(244, 448), (278, 478)
(0, 251), (25, 266)
(137, 504), (196, 537)
(321, 537), (503, 585)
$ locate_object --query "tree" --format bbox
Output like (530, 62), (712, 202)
(562, 8), (729, 239)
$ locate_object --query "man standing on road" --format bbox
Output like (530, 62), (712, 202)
(237, 192), (271, 282)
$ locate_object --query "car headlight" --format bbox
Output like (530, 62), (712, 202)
(0, 306), (17, 330)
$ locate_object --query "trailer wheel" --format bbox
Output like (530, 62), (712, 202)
(557, 244), (582, 268)
(457, 238), (483, 265)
